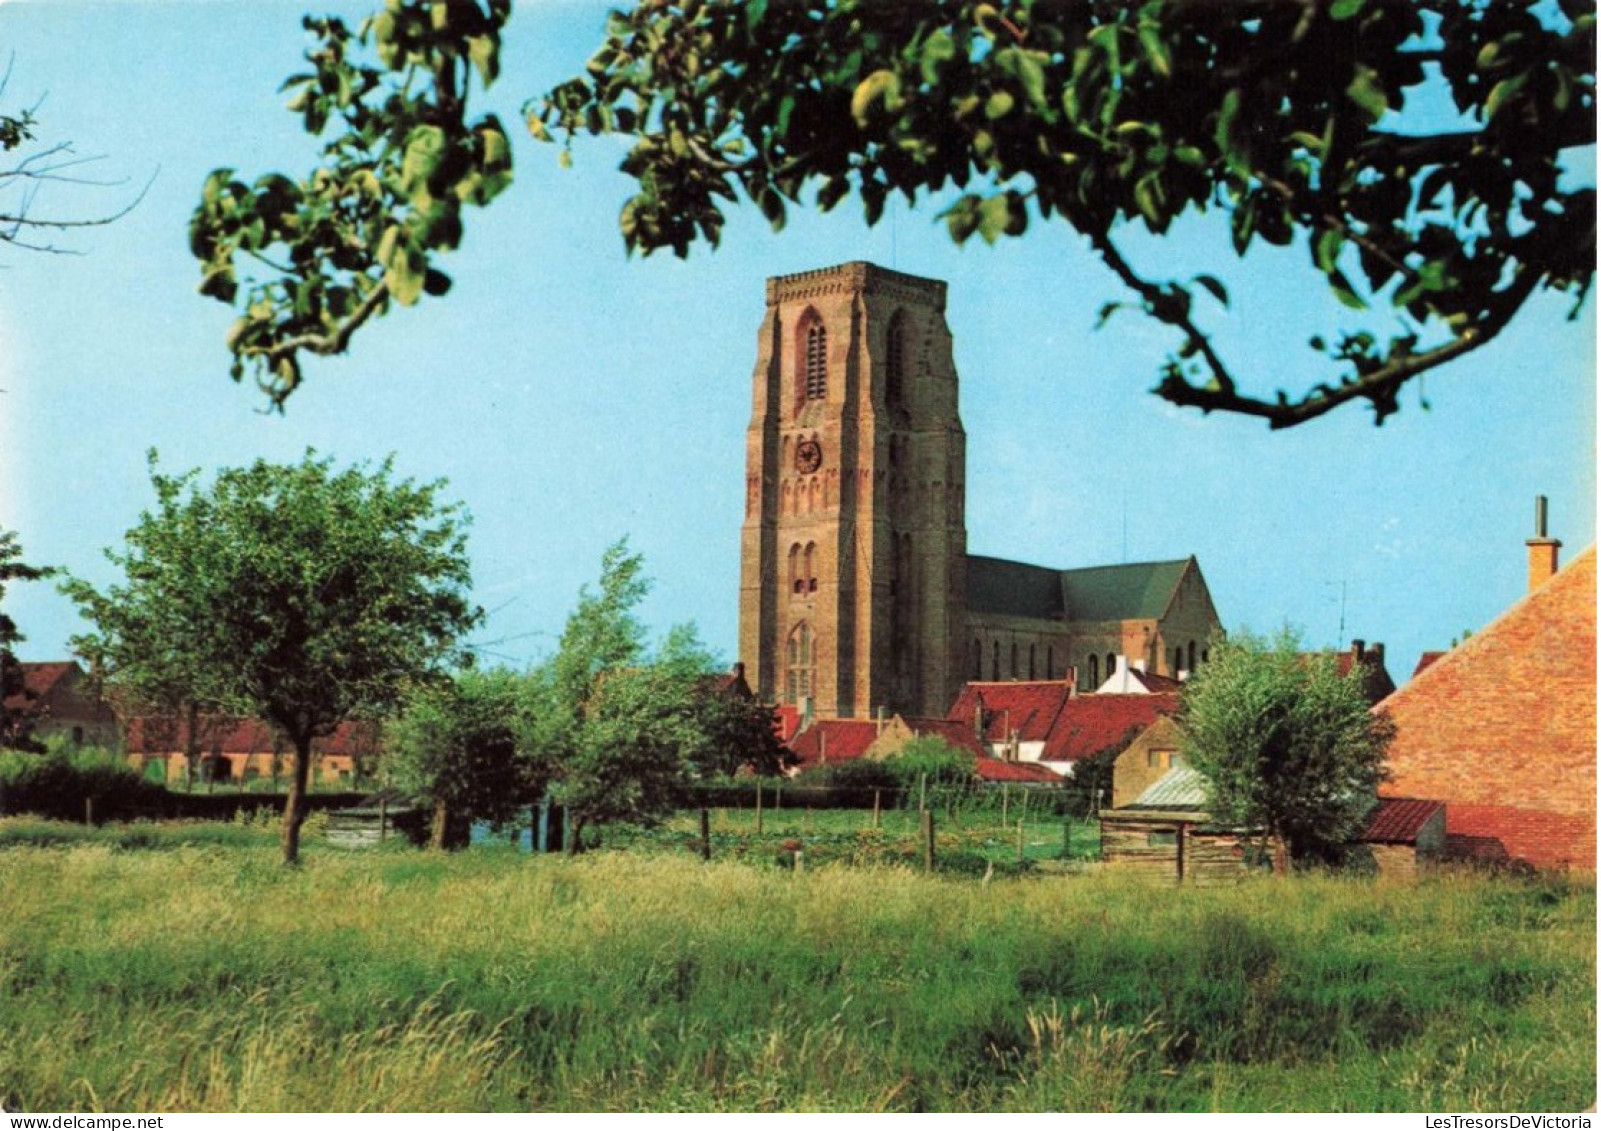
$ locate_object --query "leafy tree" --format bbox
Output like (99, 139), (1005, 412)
(385, 667), (550, 849)
(528, 542), (771, 848)
(893, 735), (978, 787)
(0, 529), (53, 750)
(201, 1), (1592, 429)
(1179, 627), (1394, 867)
(64, 451), (479, 864)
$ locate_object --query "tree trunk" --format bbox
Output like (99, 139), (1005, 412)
(430, 798), (449, 851)
(184, 701), (201, 794)
(281, 733), (312, 866)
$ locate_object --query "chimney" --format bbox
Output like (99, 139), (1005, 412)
(1370, 643), (1384, 664)
(731, 661), (745, 680)
(1526, 495), (1562, 592)
(1351, 639), (1365, 662)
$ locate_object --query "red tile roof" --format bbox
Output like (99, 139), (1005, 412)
(946, 682), (1076, 743)
(898, 716), (988, 758)
(3, 661), (77, 712)
(1039, 694), (1180, 763)
(1381, 545), (1596, 869)
(975, 757), (1062, 783)
(1412, 651), (1447, 679)
(125, 716), (380, 757)
(1362, 797), (1445, 844)
(772, 704), (801, 743)
(787, 719), (880, 770)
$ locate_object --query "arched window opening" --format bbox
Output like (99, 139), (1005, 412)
(1106, 653), (1116, 682)
(804, 543), (818, 593)
(785, 623), (815, 704)
(804, 317), (828, 401)
(992, 641), (1001, 681)
(973, 639), (983, 680)
(886, 311), (907, 408)
(1202, 647), (1210, 664)
(1188, 641), (1197, 672)
(788, 543), (802, 595)
(1010, 642), (1019, 679)
(1029, 644), (1036, 680)
(1088, 654), (1099, 687)
(1173, 646), (1183, 674)
(1046, 646), (1054, 681)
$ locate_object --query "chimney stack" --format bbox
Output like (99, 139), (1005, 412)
(1526, 495), (1562, 592)
(1351, 639), (1366, 661)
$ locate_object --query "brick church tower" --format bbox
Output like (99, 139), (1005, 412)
(739, 262), (968, 720)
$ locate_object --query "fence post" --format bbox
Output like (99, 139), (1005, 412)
(755, 780), (764, 836)
(1001, 784), (1009, 827)
(84, 797), (93, 826)
(699, 807), (712, 861)
(1062, 818), (1071, 859)
(921, 809), (935, 872)
(872, 789), (881, 829)
(918, 773), (927, 813)
(379, 796), (388, 842)
(1017, 818), (1025, 864)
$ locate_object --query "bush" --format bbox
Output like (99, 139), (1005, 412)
(0, 741), (168, 822)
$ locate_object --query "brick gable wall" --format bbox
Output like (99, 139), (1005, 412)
(1381, 547), (1596, 870)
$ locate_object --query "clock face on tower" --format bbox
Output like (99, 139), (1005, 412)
(795, 439), (823, 475)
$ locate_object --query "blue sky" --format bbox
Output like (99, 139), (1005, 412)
(1, 1), (1594, 690)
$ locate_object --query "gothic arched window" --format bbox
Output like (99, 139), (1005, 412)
(804, 542), (818, 593)
(886, 310), (907, 408)
(788, 543), (802, 595)
(785, 623), (815, 704)
(992, 641), (1001, 681)
(1088, 654), (1099, 687)
(973, 639), (982, 680)
(1188, 641), (1197, 672)
(1106, 653), (1116, 681)
(1046, 646), (1054, 681)
(801, 313), (827, 402)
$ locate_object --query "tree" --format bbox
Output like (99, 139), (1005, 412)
(2, 61), (145, 256)
(64, 451), (479, 864)
(526, 542), (773, 848)
(0, 529), (53, 750)
(198, 2), (1592, 429)
(385, 667), (549, 849)
(1178, 627), (1394, 867)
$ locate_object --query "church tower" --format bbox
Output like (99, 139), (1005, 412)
(739, 263), (968, 720)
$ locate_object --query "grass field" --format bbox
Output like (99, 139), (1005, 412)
(0, 820), (1592, 1112)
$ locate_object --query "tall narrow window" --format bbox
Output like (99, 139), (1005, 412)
(805, 319), (827, 401)
(788, 543), (801, 595)
(992, 641), (1001, 681)
(804, 543), (818, 593)
(973, 639), (982, 680)
(886, 311), (906, 408)
(1047, 646), (1054, 681)
(1088, 654), (1099, 687)
(786, 623), (815, 704)
(1011, 642), (1019, 679)
(1188, 641), (1197, 671)
(1106, 653), (1116, 680)
(1029, 644), (1036, 680)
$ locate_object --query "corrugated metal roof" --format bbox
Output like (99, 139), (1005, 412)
(1127, 764), (1210, 810)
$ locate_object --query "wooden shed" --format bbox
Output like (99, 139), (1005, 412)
(1099, 765), (1278, 884)
(1357, 797), (1447, 877)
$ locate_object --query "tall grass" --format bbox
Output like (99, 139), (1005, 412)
(0, 836), (1591, 1111)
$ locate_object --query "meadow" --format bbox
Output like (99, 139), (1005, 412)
(0, 819), (1592, 1112)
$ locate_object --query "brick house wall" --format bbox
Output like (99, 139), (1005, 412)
(1380, 547), (1595, 870)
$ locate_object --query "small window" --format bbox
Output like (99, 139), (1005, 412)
(1046, 646), (1054, 681)
(1188, 641), (1197, 671)
(992, 641), (1001, 681)
(886, 311), (907, 408)
(1106, 653), (1116, 679)
(1088, 655), (1099, 686)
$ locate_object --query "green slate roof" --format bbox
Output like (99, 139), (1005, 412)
(965, 555), (1193, 623)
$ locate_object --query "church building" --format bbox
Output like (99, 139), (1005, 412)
(738, 262), (1223, 721)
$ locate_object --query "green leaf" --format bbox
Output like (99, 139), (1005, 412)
(1315, 228), (1344, 275)
(1484, 74), (1528, 122)
(1327, 268), (1367, 310)
(850, 70), (902, 128)
(920, 28), (957, 85)
(1329, 0), (1365, 20)
(1137, 24), (1171, 77)
(985, 90), (1016, 120)
(468, 34), (500, 88)
(1345, 66), (1388, 124)
(1193, 274), (1229, 308)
